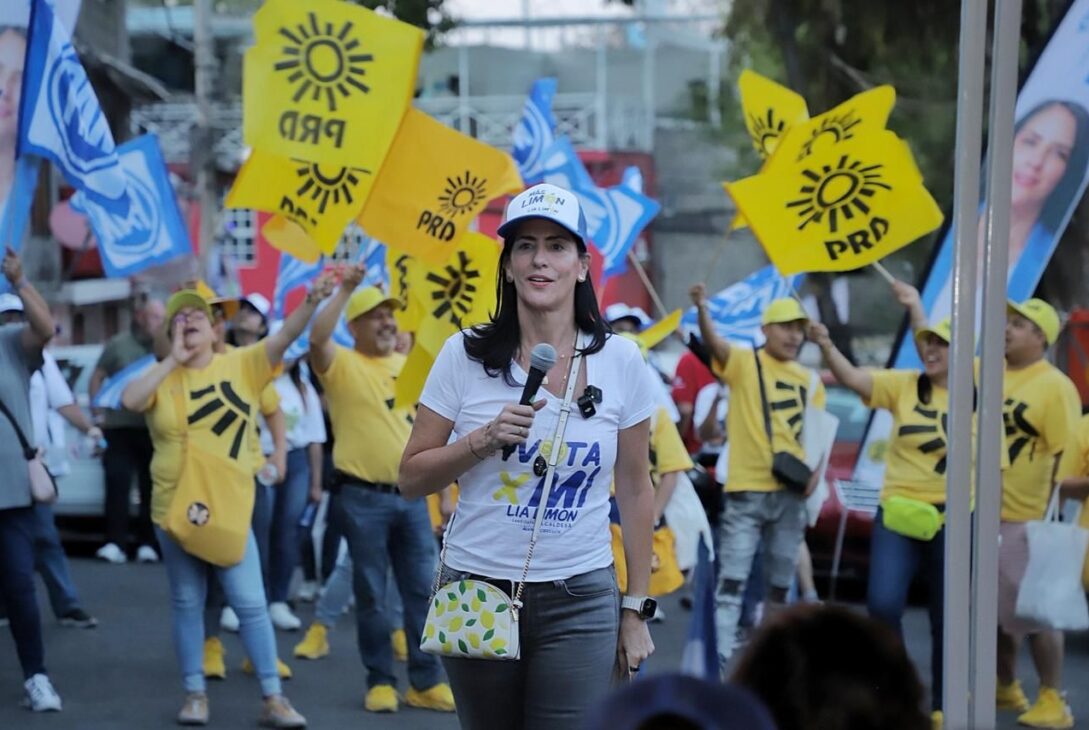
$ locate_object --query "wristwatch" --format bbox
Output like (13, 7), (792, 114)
(621, 595), (657, 621)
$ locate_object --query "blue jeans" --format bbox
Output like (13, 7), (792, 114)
(0, 507), (45, 679)
(155, 527), (281, 696)
(32, 503), (80, 617)
(315, 547), (404, 631)
(253, 449), (311, 603)
(440, 565), (620, 730)
(867, 509), (946, 711)
(330, 486), (440, 690)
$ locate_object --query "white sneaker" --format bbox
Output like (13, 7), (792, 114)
(295, 580), (318, 603)
(23, 673), (62, 712)
(95, 543), (127, 565)
(269, 602), (301, 631)
(220, 606), (240, 633)
(136, 545), (159, 563)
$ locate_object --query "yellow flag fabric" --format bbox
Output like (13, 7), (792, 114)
(243, 0), (422, 169)
(738, 70), (809, 160)
(726, 130), (943, 275)
(637, 309), (683, 352)
(226, 149), (375, 256)
(358, 109), (523, 266)
(261, 217), (323, 263)
(394, 344), (434, 411)
(386, 248), (426, 333)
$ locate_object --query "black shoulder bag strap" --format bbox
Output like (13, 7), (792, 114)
(753, 347), (775, 453)
(0, 396), (36, 460)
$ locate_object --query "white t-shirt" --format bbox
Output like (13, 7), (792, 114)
(693, 381), (730, 478)
(30, 352), (77, 476)
(420, 331), (658, 582)
(259, 373), (327, 454)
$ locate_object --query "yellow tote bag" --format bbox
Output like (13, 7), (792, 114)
(611, 523), (685, 597)
(163, 389), (255, 567)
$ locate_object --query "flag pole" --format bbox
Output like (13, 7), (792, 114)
(627, 251), (669, 319)
(870, 261), (896, 286)
(705, 214), (737, 276)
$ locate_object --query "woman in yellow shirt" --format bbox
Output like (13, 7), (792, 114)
(811, 285), (953, 725)
(121, 274), (335, 728)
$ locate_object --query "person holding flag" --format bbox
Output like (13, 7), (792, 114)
(689, 283), (825, 666)
(994, 299), (1081, 728)
(308, 265), (454, 715)
(809, 279), (957, 727)
(119, 271), (338, 727)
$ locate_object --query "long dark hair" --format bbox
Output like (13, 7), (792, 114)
(464, 232), (609, 386)
(1011, 99), (1089, 232)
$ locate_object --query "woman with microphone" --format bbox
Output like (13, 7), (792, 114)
(400, 183), (658, 729)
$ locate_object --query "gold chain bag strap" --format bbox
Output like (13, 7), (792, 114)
(421, 339), (584, 660)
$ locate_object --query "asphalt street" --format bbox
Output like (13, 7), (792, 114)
(1, 558), (1086, 729)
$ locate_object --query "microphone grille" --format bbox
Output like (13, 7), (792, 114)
(529, 343), (558, 371)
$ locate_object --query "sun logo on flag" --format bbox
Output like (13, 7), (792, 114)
(292, 160), (370, 215)
(797, 111), (863, 160)
(748, 108), (788, 159)
(275, 13), (373, 112)
(786, 154), (891, 234)
(425, 251), (481, 327)
(437, 172), (488, 217)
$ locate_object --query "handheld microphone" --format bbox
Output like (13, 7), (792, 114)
(502, 343), (557, 460)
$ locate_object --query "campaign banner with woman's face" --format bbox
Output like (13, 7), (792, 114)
(0, 0), (80, 248)
(854, 0), (1089, 486)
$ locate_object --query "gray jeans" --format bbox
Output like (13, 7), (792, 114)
(438, 564), (620, 730)
(715, 489), (807, 660)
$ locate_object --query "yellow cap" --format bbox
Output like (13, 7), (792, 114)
(192, 280), (239, 320)
(915, 317), (952, 345)
(165, 290), (212, 324)
(1007, 298), (1060, 345)
(761, 297), (809, 326)
(345, 286), (400, 322)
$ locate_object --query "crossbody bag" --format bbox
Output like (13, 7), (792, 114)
(754, 347), (812, 494)
(0, 395), (58, 504)
(420, 342), (584, 661)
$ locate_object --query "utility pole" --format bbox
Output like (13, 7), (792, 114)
(193, 0), (218, 281)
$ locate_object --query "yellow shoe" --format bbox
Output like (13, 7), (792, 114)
(293, 623), (330, 660)
(364, 685), (398, 713)
(404, 683), (455, 713)
(203, 637), (226, 680)
(1018, 687), (1074, 729)
(996, 678), (1030, 712)
(241, 657), (293, 680)
(391, 628), (408, 662)
(931, 710), (942, 730)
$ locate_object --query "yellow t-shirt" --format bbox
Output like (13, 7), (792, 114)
(146, 344), (274, 523)
(713, 348), (825, 493)
(651, 406), (694, 486)
(1056, 413), (1089, 483)
(867, 369), (954, 505)
(1001, 360), (1081, 521)
(316, 345), (413, 484)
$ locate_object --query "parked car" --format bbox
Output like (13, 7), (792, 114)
(47, 344), (129, 524)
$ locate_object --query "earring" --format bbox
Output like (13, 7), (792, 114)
(505, 273), (514, 283)
(578, 274), (586, 282)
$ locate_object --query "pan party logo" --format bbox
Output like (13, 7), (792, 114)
(786, 154), (893, 263)
(424, 250), (481, 327)
(277, 160), (370, 231)
(418, 171), (489, 242)
(274, 13), (373, 149)
(748, 107), (790, 159)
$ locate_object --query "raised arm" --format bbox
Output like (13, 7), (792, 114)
(689, 283), (730, 368)
(308, 264), (365, 375)
(810, 322), (873, 401)
(265, 270), (337, 369)
(891, 279), (927, 336)
(3, 247), (54, 355)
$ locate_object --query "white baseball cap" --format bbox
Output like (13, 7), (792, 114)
(243, 292), (271, 319)
(497, 183), (589, 246)
(0, 293), (24, 314)
(604, 303), (651, 330)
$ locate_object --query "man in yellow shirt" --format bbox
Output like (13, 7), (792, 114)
(690, 285), (825, 663)
(995, 298), (1081, 728)
(310, 264), (453, 715)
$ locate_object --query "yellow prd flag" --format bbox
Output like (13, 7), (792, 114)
(243, 0), (423, 169)
(738, 70), (809, 160)
(636, 309), (683, 352)
(394, 343), (434, 411)
(411, 232), (500, 355)
(386, 248), (426, 334)
(358, 109), (523, 266)
(226, 149), (376, 256)
(725, 130), (943, 275)
(261, 217), (323, 263)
